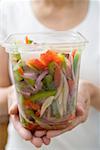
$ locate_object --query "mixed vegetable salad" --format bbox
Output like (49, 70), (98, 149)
(11, 36), (80, 130)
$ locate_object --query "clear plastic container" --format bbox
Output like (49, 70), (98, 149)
(2, 32), (87, 130)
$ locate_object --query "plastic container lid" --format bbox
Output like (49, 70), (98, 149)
(0, 31), (88, 53)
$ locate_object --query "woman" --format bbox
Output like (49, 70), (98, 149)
(0, 0), (100, 149)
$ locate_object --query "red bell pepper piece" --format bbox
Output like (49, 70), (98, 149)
(27, 58), (46, 70)
(40, 50), (62, 66)
(71, 49), (78, 58)
(25, 36), (29, 44)
(18, 67), (24, 75)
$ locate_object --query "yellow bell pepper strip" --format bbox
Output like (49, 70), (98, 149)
(30, 90), (56, 102)
(58, 54), (67, 70)
(52, 101), (60, 118)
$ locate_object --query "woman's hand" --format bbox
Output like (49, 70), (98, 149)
(46, 81), (90, 138)
(8, 86), (50, 148)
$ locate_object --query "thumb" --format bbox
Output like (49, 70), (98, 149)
(9, 103), (18, 115)
(76, 103), (84, 117)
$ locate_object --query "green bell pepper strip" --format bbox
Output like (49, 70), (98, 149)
(43, 74), (55, 90)
(28, 40), (33, 44)
(52, 101), (60, 118)
(30, 90), (56, 102)
(73, 51), (80, 75)
(44, 74), (53, 85)
(18, 94), (24, 108)
(25, 78), (35, 86)
(13, 60), (24, 82)
(14, 71), (23, 82)
(48, 61), (56, 76)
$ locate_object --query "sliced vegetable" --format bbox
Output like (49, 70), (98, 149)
(30, 90), (56, 102)
(52, 100), (60, 118)
(40, 50), (62, 65)
(13, 60), (24, 81)
(40, 52), (53, 65)
(73, 51), (80, 75)
(40, 96), (54, 117)
(54, 65), (61, 88)
(66, 59), (72, 79)
(71, 49), (78, 58)
(25, 102), (41, 117)
(24, 100), (40, 110)
(11, 53), (21, 62)
(22, 72), (37, 80)
(20, 114), (36, 129)
(20, 89), (31, 97)
(48, 61), (56, 76)
(43, 74), (53, 85)
(26, 109), (51, 129)
(68, 114), (76, 120)
(43, 74), (55, 90)
(14, 71), (23, 82)
(54, 73), (63, 99)
(25, 62), (40, 72)
(58, 54), (67, 70)
(26, 78), (35, 86)
(56, 89), (64, 117)
(35, 70), (48, 89)
(24, 100), (31, 108)
(32, 103), (40, 110)
(12, 40), (80, 130)
(35, 111), (40, 117)
(67, 79), (75, 92)
(27, 59), (46, 70)
(19, 94), (24, 107)
(18, 67), (24, 75)
(25, 36), (33, 44)
(63, 74), (69, 114)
